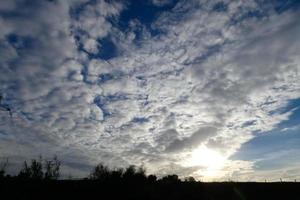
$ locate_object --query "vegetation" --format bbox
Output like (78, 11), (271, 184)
(0, 156), (299, 200)
(0, 158), (8, 179)
(1, 156), (60, 180)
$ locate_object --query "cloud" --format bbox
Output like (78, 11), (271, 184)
(0, 0), (16, 12)
(165, 127), (218, 152)
(0, 0), (299, 180)
(72, 0), (124, 54)
(281, 124), (300, 132)
(151, 0), (173, 7)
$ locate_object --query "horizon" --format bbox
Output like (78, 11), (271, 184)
(0, 0), (300, 182)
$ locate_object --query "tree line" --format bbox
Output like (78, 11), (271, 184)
(1, 156), (60, 180)
(0, 156), (196, 183)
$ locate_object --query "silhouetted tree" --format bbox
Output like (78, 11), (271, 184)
(184, 176), (196, 182)
(18, 161), (32, 179)
(160, 174), (180, 183)
(44, 156), (61, 180)
(135, 166), (147, 182)
(110, 167), (123, 182)
(0, 158), (8, 179)
(30, 158), (43, 179)
(123, 165), (136, 178)
(122, 165), (146, 183)
(18, 156), (61, 180)
(147, 174), (157, 183)
(89, 163), (111, 181)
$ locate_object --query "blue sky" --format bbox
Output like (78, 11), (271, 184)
(0, 0), (300, 181)
(232, 99), (300, 181)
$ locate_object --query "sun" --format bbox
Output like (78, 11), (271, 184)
(183, 146), (227, 177)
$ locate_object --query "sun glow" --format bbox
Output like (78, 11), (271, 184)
(183, 146), (227, 178)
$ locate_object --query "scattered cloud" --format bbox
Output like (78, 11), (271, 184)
(0, 0), (299, 180)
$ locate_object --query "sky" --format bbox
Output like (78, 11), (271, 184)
(0, 0), (300, 181)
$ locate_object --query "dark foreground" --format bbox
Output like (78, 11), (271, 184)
(1, 180), (299, 200)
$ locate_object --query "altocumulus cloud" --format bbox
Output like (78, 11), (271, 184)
(0, 0), (299, 180)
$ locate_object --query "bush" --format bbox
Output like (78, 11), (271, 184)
(18, 156), (60, 180)
(160, 174), (180, 183)
(147, 174), (157, 183)
(89, 164), (147, 184)
(0, 158), (8, 179)
(44, 156), (61, 180)
(123, 165), (147, 183)
(184, 176), (196, 182)
(89, 163), (111, 181)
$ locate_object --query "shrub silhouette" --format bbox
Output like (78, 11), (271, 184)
(0, 158), (8, 179)
(30, 159), (43, 179)
(1, 156), (300, 200)
(123, 165), (147, 183)
(184, 176), (196, 182)
(160, 174), (180, 184)
(18, 156), (60, 180)
(89, 163), (111, 181)
(123, 165), (136, 178)
(44, 156), (60, 180)
(89, 163), (148, 184)
(18, 161), (34, 179)
(110, 167), (123, 182)
(147, 174), (157, 183)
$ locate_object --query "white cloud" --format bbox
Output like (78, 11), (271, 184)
(72, 0), (124, 54)
(152, 0), (173, 7)
(82, 38), (100, 54)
